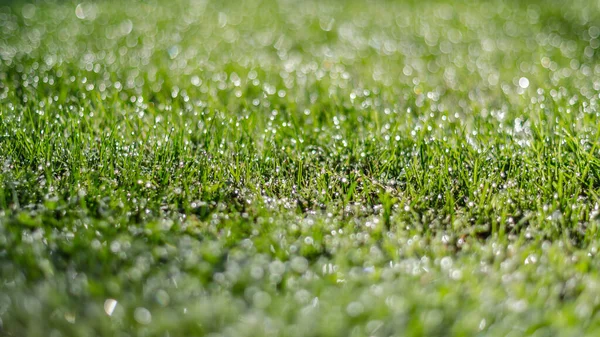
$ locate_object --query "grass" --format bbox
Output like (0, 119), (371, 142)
(2, 0), (600, 335)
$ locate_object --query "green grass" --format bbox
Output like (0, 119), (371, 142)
(2, 0), (600, 335)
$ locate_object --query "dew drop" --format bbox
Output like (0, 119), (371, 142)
(518, 77), (529, 89)
(104, 299), (118, 316)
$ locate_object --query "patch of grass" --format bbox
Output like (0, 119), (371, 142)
(2, 0), (600, 335)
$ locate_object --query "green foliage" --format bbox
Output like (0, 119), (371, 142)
(2, 0), (600, 335)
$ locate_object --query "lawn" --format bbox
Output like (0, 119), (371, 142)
(2, 0), (600, 336)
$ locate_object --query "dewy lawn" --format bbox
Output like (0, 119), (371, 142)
(2, 0), (600, 336)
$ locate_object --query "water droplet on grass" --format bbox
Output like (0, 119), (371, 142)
(104, 299), (117, 316)
(75, 4), (85, 19)
(134, 307), (152, 324)
(519, 77), (529, 89)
